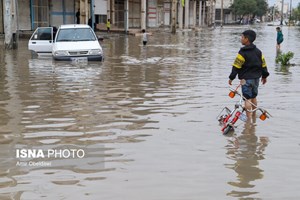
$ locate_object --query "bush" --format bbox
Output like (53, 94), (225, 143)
(276, 51), (294, 66)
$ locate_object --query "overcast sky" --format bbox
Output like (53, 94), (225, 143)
(268, 0), (299, 8)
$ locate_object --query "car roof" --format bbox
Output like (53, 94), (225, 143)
(59, 24), (91, 29)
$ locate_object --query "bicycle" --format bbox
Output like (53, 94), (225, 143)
(217, 80), (272, 135)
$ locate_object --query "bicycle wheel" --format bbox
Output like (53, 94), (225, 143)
(223, 125), (233, 135)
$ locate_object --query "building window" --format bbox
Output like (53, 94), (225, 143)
(95, 15), (107, 24)
(129, 0), (141, 28)
(32, 0), (49, 29)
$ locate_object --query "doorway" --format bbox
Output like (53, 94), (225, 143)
(129, 0), (141, 28)
(115, 0), (125, 28)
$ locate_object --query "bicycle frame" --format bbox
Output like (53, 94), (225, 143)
(217, 83), (271, 135)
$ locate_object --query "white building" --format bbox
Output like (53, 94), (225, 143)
(215, 0), (235, 24)
(275, 0), (289, 14)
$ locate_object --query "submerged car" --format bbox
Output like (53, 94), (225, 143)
(28, 24), (103, 61)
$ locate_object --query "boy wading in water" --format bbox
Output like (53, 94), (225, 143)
(136, 29), (152, 46)
(276, 27), (284, 50)
(228, 30), (270, 122)
(142, 29), (149, 46)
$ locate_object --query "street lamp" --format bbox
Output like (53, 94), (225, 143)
(289, 0), (292, 23)
(221, 0), (223, 27)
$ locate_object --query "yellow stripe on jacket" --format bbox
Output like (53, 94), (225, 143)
(233, 53), (245, 69)
(262, 55), (267, 67)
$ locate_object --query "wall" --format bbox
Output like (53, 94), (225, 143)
(129, 0), (140, 27)
(18, 0), (31, 30)
(95, 0), (106, 15)
(51, 1), (64, 26)
(65, 0), (75, 24)
(215, 0), (233, 9)
(50, 0), (75, 27)
(0, 0), (31, 32)
(163, 2), (170, 26)
(189, 1), (194, 26)
(148, 0), (157, 27)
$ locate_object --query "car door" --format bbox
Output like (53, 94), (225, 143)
(28, 27), (54, 54)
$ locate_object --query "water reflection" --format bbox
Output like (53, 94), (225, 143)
(225, 122), (269, 199)
(0, 51), (158, 199)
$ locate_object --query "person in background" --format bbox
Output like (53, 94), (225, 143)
(142, 29), (149, 46)
(135, 29), (152, 46)
(88, 18), (92, 28)
(76, 9), (80, 24)
(106, 19), (111, 33)
(52, 26), (57, 40)
(276, 27), (284, 50)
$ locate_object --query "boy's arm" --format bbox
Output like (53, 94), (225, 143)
(229, 67), (238, 82)
(261, 55), (269, 78)
(229, 53), (244, 81)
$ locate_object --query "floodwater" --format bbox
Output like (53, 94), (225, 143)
(0, 25), (300, 200)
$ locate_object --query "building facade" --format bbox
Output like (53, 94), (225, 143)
(1, 0), (218, 35)
(215, 0), (234, 24)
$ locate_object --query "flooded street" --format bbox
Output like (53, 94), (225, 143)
(1, 25), (300, 199)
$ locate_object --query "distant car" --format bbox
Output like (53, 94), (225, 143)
(255, 18), (261, 23)
(28, 24), (103, 61)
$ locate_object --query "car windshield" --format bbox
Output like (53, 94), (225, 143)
(56, 28), (96, 42)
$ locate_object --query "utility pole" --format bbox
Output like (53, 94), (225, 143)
(221, 0), (223, 27)
(141, 0), (146, 30)
(90, 0), (95, 30)
(171, 0), (177, 33)
(178, 1), (183, 29)
(207, 0), (215, 27)
(5, 0), (19, 49)
(124, 0), (129, 33)
(289, 0), (292, 24)
(273, 4), (275, 23)
(184, 0), (189, 28)
(207, 0), (211, 26)
(210, 0), (214, 26)
(4, 0), (15, 49)
(280, 0), (284, 25)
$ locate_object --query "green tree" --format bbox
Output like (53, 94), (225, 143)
(231, 0), (257, 17)
(255, 0), (268, 17)
(231, 0), (268, 19)
(292, 3), (300, 21)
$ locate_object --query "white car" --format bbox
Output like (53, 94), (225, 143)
(28, 24), (103, 61)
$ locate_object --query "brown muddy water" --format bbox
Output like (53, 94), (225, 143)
(0, 25), (300, 200)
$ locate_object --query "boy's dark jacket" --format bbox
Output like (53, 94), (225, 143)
(229, 44), (269, 80)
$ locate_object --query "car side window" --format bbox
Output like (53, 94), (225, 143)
(31, 28), (52, 41)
